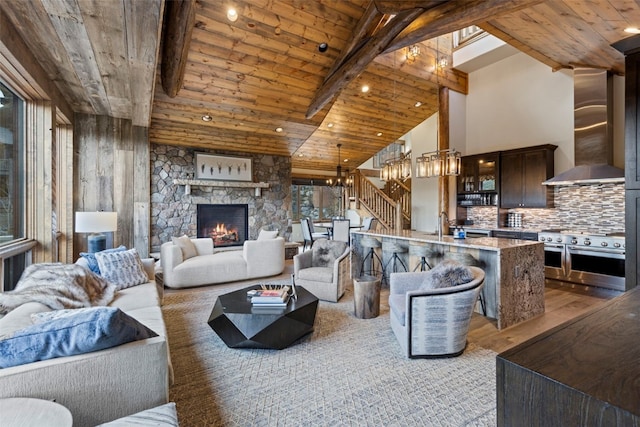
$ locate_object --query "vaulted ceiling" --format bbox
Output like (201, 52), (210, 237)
(2, 0), (640, 176)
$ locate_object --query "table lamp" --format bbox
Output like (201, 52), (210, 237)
(75, 211), (118, 253)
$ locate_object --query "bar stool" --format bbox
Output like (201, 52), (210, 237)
(384, 242), (408, 279)
(444, 252), (486, 315)
(410, 245), (434, 271)
(359, 235), (383, 278)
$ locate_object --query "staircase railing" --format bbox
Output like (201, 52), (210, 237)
(347, 170), (410, 231)
(384, 178), (411, 223)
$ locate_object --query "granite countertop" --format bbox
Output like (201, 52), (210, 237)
(352, 229), (543, 251)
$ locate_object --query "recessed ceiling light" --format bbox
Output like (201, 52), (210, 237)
(318, 43), (328, 53)
(361, 85), (370, 93)
(343, 158), (348, 163)
(625, 27), (640, 34)
(377, 132), (383, 137)
(414, 101), (422, 107)
(202, 115), (212, 122)
(227, 8), (238, 22)
(275, 127), (283, 133)
(327, 123), (334, 128)
(298, 153), (304, 157)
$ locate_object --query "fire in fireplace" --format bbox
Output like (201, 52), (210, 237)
(197, 204), (249, 247)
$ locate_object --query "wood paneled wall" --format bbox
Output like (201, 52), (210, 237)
(56, 124), (73, 263)
(26, 100), (54, 263)
(74, 114), (150, 259)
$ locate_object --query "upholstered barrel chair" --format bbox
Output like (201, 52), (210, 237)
(293, 238), (351, 302)
(388, 261), (485, 358)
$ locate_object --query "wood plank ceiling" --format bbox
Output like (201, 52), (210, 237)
(2, 0), (640, 176)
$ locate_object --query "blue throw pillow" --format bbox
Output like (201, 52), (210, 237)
(80, 246), (126, 274)
(0, 306), (157, 368)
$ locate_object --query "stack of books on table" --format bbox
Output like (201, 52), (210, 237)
(248, 286), (290, 307)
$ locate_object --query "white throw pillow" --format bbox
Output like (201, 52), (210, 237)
(95, 248), (149, 290)
(172, 235), (197, 259)
(257, 229), (278, 240)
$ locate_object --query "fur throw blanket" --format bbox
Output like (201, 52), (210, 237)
(0, 263), (117, 315)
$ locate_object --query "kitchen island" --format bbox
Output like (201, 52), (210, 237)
(351, 230), (545, 330)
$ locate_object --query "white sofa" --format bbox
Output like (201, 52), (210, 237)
(161, 236), (286, 289)
(0, 258), (170, 427)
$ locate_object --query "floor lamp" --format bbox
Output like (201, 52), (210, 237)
(75, 211), (118, 253)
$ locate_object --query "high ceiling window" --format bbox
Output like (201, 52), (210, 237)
(0, 81), (24, 246)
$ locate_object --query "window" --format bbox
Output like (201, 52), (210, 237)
(0, 81), (24, 246)
(0, 81), (28, 291)
(291, 181), (340, 221)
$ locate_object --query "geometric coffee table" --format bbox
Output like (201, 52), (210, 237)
(207, 285), (319, 349)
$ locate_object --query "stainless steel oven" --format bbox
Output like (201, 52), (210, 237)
(543, 242), (566, 281)
(539, 230), (625, 291)
(566, 245), (625, 289)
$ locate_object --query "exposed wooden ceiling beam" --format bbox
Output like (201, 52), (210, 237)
(384, 0), (544, 54)
(161, 0), (195, 98)
(478, 21), (565, 72)
(324, 1), (385, 81)
(306, 7), (425, 119)
(374, 1), (450, 14)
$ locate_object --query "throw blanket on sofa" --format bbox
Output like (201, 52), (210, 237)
(0, 263), (117, 314)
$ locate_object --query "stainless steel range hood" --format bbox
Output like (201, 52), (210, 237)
(543, 68), (624, 185)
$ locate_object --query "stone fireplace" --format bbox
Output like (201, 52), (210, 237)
(197, 204), (248, 247)
(150, 144), (292, 252)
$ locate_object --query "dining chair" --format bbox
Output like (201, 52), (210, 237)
(300, 218), (314, 250)
(331, 218), (351, 245)
(362, 217), (378, 231)
(308, 218), (330, 239)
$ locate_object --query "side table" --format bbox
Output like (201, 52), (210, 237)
(284, 241), (301, 259)
(353, 275), (381, 319)
(0, 397), (73, 426)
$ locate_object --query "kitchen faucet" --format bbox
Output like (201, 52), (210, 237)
(437, 211), (449, 239)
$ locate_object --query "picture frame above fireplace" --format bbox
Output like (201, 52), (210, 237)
(195, 153), (253, 182)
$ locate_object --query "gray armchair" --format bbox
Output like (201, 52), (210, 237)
(293, 238), (351, 302)
(388, 263), (485, 358)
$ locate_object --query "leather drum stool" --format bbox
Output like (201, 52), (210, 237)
(444, 252), (485, 315)
(359, 235), (383, 278)
(410, 245), (434, 271)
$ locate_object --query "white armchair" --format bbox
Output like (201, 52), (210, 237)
(388, 262), (485, 358)
(293, 238), (351, 302)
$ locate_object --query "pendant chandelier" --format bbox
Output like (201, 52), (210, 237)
(326, 143), (352, 187)
(380, 151), (411, 181)
(415, 36), (461, 178)
(415, 148), (461, 177)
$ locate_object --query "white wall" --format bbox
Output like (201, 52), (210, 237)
(464, 52), (575, 173)
(410, 114), (439, 232)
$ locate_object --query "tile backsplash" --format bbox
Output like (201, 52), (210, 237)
(465, 182), (624, 233)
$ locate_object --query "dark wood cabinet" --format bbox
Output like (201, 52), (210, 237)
(499, 144), (556, 208)
(456, 152), (499, 207)
(613, 35), (640, 290)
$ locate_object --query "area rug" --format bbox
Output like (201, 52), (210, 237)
(162, 282), (497, 426)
